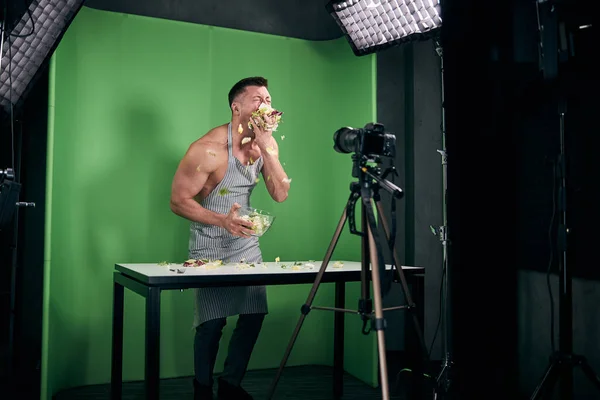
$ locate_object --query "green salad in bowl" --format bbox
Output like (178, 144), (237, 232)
(237, 206), (275, 237)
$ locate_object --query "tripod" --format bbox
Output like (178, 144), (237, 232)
(529, 96), (600, 400)
(266, 155), (429, 400)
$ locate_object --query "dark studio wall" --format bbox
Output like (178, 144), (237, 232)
(0, 70), (49, 397)
(84, 0), (343, 41)
(511, 1), (600, 398)
(443, 0), (598, 399)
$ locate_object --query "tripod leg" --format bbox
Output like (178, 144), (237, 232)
(560, 361), (573, 400)
(530, 359), (560, 400)
(375, 201), (427, 400)
(577, 357), (600, 392)
(333, 281), (345, 399)
(367, 220), (391, 400)
(266, 206), (348, 400)
(359, 201), (373, 333)
(375, 200), (429, 358)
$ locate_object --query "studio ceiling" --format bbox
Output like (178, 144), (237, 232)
(84, 0), (344, 41)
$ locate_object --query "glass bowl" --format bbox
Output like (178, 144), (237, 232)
(237, 206), (275, 237)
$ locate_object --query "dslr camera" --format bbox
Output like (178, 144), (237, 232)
(333, 123), (396, 159)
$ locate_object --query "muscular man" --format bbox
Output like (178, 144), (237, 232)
(170, 77), (290, 400)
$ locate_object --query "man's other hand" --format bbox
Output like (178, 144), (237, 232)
(223, 203), (255, 238)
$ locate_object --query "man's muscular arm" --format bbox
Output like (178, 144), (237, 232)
(260, 138), (290, 202)
(170, 141), (255, 237)
(250, 115), (290, 203)
(170, 143), (226, 226)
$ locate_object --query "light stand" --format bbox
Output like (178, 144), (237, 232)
(529, 1), (600, 398)
(266, 151), (429, 400)
(529, 93), (600, 400)
(428, 40), (454, 400)
(1, 13), (35, 393)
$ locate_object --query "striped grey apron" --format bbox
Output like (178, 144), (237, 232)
(189, 123), (268, 328)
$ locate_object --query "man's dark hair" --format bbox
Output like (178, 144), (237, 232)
(228, 77), (268, 108)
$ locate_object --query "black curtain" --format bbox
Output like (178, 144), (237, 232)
(443, 0), (518, 398)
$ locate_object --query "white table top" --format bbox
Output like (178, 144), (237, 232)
(114, 260), (424, 287)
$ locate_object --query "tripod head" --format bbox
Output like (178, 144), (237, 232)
(346, 154), (403, 233)
(356, 157), (404, 201)
(341, 155), (404, 310)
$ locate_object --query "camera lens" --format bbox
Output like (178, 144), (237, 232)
(333, 127), (358, 154)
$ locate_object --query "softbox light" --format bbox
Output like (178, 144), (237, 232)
(326, 0), (442, 56)
(0, 0), (85, 122)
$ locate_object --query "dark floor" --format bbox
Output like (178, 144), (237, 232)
(53, 352), (436, 400)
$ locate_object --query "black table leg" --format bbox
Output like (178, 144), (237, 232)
(415, 275), (424, 348)
(146, 286), (161, 400)
(111, 280), (124, 400)
(405, 275), (425, 400)
(333, 281), (345, 399)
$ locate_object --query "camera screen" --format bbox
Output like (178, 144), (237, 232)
(362, 134), (384, 156)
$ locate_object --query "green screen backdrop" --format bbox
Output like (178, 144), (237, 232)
(42, 7), (379, 399)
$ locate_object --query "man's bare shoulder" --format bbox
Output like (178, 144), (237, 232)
(196, 124), (228, 144)
(185, 124), (229, 172)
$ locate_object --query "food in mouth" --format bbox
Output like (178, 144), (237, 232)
(248, 103), (283, 132)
